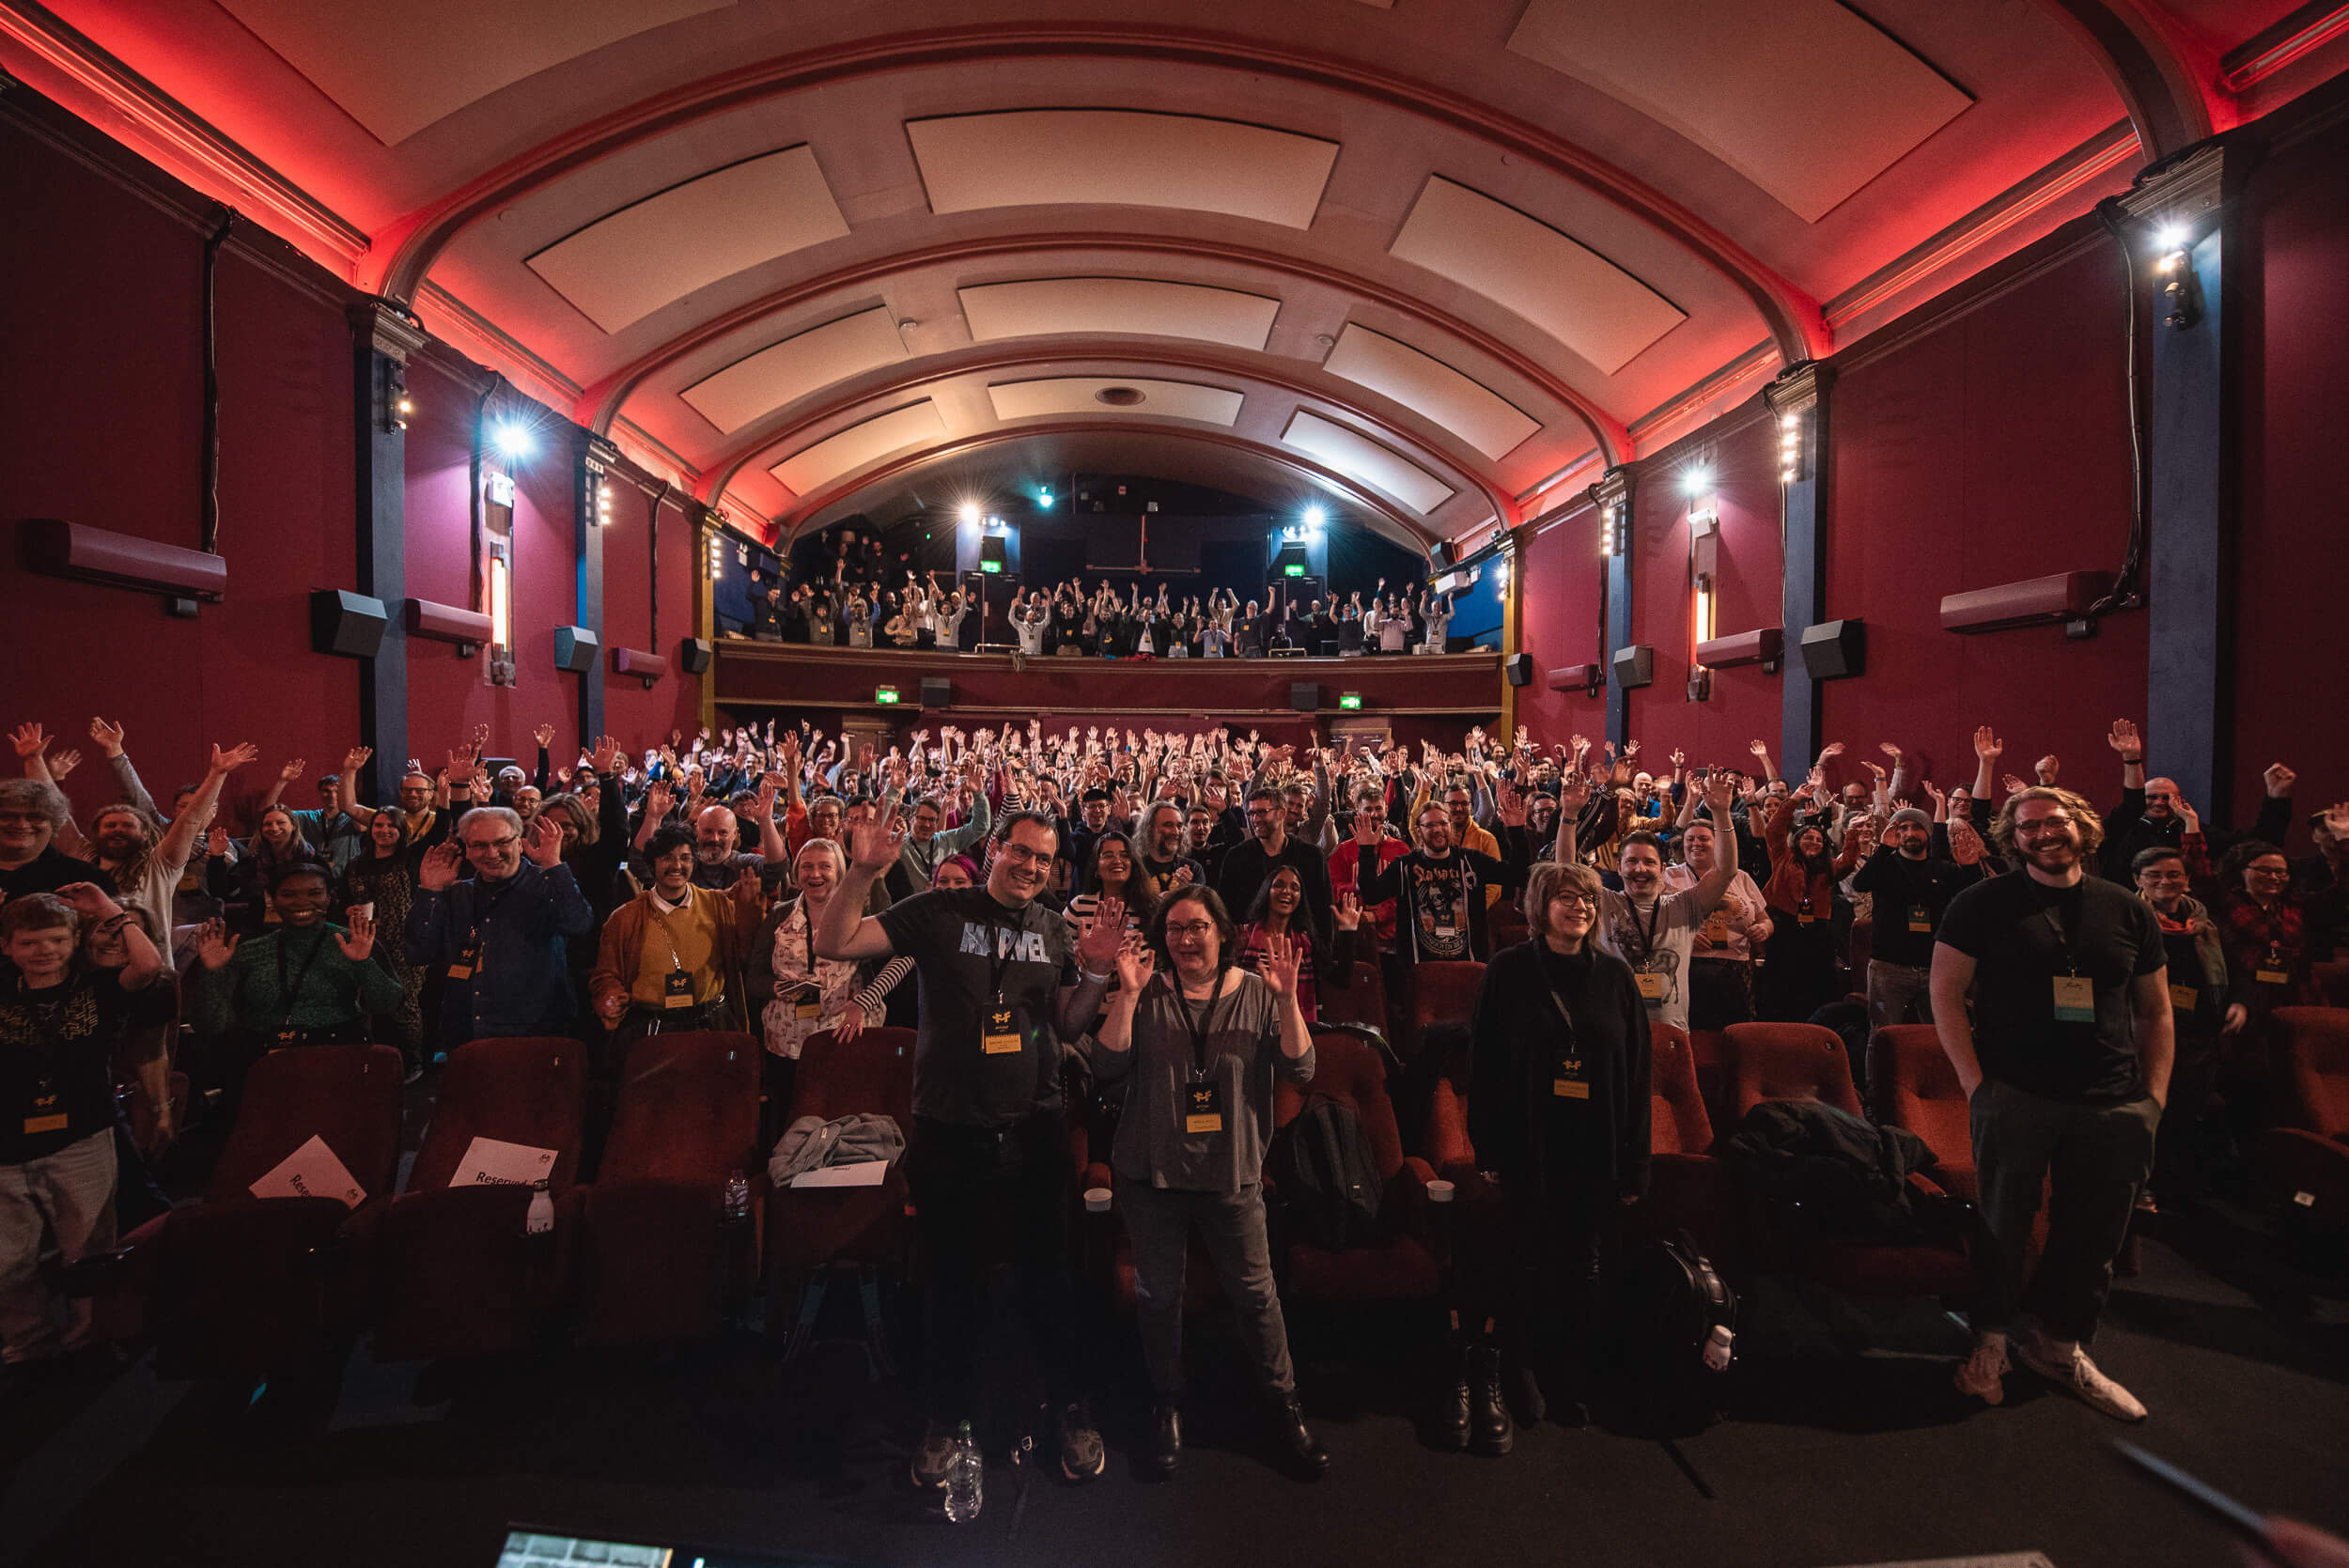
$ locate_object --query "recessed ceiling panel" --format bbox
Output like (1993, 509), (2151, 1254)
(1388, 179), (1685, 376)
(988, 379), (1244, 426)
(525, 147), (848, 335)
(1322, 326), (1538, 461)
(959, 279), (1279, 349)
(1281, 411), (1455, 516)
(909, 112), (1337, 229)
(680, 309), (909, 435)
(216, 0), (732, 145)
(1507, 0), (1972, 222)
(770, 401), (947, 496)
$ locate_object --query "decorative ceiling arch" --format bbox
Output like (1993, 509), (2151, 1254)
(2029, 0), (2220, 155)
(754, 417), (1447, 556)
(367, 23), (1828, 365)
(694, 340), (1519, 528)
(575, 232), (1633, 465)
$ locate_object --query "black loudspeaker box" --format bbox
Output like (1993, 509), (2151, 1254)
(1799, 618), (1866, 680)
(920, 676), (952, 708)
(1503, 652), (1533, 687)
(677, 637), (713, 675)
(552, 626), (599, 674)
(1611, 644), (1655, 689)
(1290, 681), (1319, 711)
(1432, 539), (1456, 568)
(309, 589), (387, 659)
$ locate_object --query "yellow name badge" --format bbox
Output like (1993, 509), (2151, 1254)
(1635, 971), (1665, 1001)
(981, 1005), (1023, 1055)
(23, 1113), (69, 1135)
(447, 943), (479, 982)
(1551, 1079), (1591, 1100)
(2169, 983), (2199, 1011)
(2052, 973), (2095, 1022)
(1184, 1082), (1224, 1135)
(662, 970), (694, 1010)
(795, 1000), (821, 1020)
(2257, 969), (2290, 986)
(1702, 917), (1729, 946)
(1907, 906), (1933, 934)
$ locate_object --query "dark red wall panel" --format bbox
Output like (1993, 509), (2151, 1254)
(1513, 502), (1608, 744)
(600, 490), (705, 751)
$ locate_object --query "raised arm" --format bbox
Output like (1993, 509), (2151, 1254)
(814, 811), (904, 961)
(1689, 774), (1741, 912)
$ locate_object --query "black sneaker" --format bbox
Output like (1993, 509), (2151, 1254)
(910, 1418), (957, 1490)
(1056, 1400), (1105, 1482)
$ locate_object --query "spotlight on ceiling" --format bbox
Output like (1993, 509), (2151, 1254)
(2155, 222), (2189, 252)
(490, 421), (534, 461)
(957, 501), (980, 525)
(1036, 487), (1054, 509)
(1680, 468), (1711, 497)
(1302, 504), (1327, 529)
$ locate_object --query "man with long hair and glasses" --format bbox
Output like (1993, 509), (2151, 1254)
(1932, 786), (2171, 1421)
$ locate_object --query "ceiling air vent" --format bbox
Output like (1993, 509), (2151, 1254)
(1095, 386), (1147, 407)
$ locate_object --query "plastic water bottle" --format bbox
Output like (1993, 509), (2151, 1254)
(1703, 1323), (1735, 1373)
(525, 1180), (553, 1235)
(723, 1169), (751, 1222)
(943, 1421), (984, 1524)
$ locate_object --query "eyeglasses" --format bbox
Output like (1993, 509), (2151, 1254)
(1548, 893), (1595, 909)
(464, 836), (519, 852)
(1164, 921), (1217, 939)
(995, 842), (1050, 866)
(2247, 864), (2291, 879)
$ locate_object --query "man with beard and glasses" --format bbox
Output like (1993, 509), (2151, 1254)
(81, 741), (255, 956)
(1851, 804), (1983, 1030)
(1358, 786), (1531, 965)
(2097, 719), (2294, 881)
(1551, 772), (1739, 1033)
(815, 808), (1124, 1491)
(1137, 800), (1204, 892)
(1933, 786), (2171, 1421)
(1216, 786), (1333, 937)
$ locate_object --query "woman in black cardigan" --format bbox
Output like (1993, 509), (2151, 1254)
(1463, 858), (1652, 1449)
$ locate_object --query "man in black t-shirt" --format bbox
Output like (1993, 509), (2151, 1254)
(1931, 787), (2171, 1422)
(817, 807), (1122, 1490)
(1358, 793), (1531, 963)
(1851, 807), (1983, 1029)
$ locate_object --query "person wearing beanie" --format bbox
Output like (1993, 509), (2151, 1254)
(1853, 799), (1987, 1037)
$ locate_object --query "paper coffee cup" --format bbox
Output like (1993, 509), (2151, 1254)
(1426, 1179), (1455, 1203)
(1083, 1187), (1112, 1213)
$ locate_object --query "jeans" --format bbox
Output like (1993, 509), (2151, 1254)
(1115, 1178), (1295, 1398)
(1866, 960), (1936, 1032)
(0, 1131), (118, 1363)
(1969, 1078), (2158, 1343)
(907, 1113), (1079, 1420)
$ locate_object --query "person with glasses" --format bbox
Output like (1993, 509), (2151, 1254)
(1088, 886), (1327, 1481)
(2130, 846), (2240, 1210)
(1549, 772), (1741, 1033)
(404, 807), (594, 1046)
(814, 807), (1124, 1491)
(1454, 859), (1651, 1450)
(1213, 785), (1333, 941)
(1933, 787), (2171, 1421)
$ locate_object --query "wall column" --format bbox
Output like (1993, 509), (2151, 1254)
(574, 435), (616, 746)
(1766, 362), (1832, 773)
(2121, 143), (2241, 820)
(349, 301), (424, 804)
(1595, 466), (1636, 749)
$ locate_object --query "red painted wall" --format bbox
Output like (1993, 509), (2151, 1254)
(2, 117), (358, 830)
(2237, 110), (2349, 845)
(599, 490), (705, 752)
(1513, 499), (1608, 746)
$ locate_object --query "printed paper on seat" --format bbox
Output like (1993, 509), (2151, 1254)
(248, 1134), (366, 1208)
(790, 1159), (890, 1188)
(451, 1136), (559, 1188)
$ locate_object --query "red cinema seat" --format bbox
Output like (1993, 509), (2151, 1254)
(2257, 1007), (2349, 1234)
(1724, 1022), (1866, 1122)
(1869, 1026), (1974, 1197)
(572, 1031), (760, 1345)
(1270, 1031), (1440, 1302)
(1645, 1022), (1735, 1260)
(765, 1029), (914, 1284)
(103, 1043), (403, 1377)
(366, 1037), (586, 1362)
(1405, 960), (1485, 1059)
(1317, 959), (1390, 1036)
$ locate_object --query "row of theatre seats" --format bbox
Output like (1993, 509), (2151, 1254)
(82, 973), (2349, 1384)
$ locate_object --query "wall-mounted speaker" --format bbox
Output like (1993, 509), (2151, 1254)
(1290, 681), (1319, 711)
(1799, 618), (1866, 680)
(920, 675), (952, 708)
(552, 625), (599, 674)
(1431, 539), (1456, 568)
(1502, 652), (1533, 687)
(1611, 644), (1655, 690)
(677, 637), (713, 675)
(308, 589), (387, 659)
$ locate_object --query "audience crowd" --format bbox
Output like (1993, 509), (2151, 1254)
(3, 700), (2340, 1486)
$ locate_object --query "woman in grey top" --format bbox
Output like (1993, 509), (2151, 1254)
(1092, 885), (1326, 1482)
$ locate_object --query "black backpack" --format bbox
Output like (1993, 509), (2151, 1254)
(1269, 1094), (1386, 1251)
(1607, 1229), (1737, 1437)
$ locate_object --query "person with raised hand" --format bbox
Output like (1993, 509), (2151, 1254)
(814, 804), (1116, 1491)
(1554, 771), (1740, 1032)
(1090, 888), (1324, 1481)
(191, 863), (403, 1057)
(404, 807), (593, 1046)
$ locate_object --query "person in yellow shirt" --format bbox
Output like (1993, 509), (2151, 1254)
(589, 823), (763, 1045)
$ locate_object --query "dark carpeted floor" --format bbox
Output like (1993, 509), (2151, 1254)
(4, 1203), (2344, 1568)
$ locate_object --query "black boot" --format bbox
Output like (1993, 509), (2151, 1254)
(1146, 1401), (1182, 1480)
(1468, 1343), (1515, 1457)
(1270, 1393), (1329, 1480)
(1431, 1338), (1470, 1452)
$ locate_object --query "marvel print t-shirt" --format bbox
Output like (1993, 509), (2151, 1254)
(878, 887), (1078, 1127)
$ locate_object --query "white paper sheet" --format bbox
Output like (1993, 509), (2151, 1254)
(248, 1134), (366, 1208)
(789, 1159), (890, 1188)
(450, 1135), (559, 1188)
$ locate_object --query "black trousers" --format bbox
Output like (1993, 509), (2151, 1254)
(906, 1112), (1080, 1421)
(1495, 1175), (1610, 1398)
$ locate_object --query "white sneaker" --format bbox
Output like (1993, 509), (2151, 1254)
(1953, 1332), (2009, 1405)
(2015, 1332), (2147, 1421)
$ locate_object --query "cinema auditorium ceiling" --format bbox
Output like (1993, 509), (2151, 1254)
(5, 0), (2335, 551)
